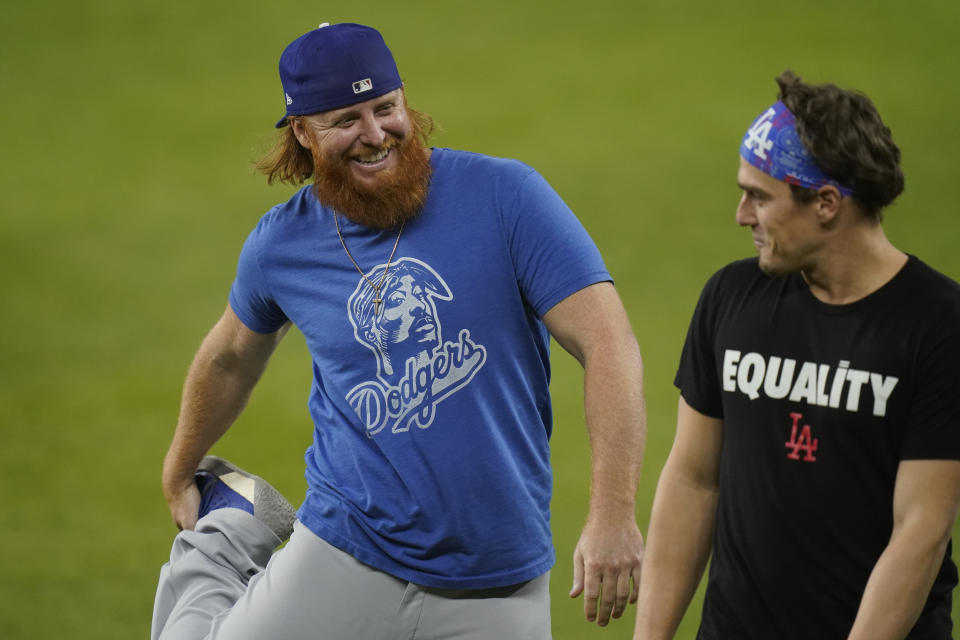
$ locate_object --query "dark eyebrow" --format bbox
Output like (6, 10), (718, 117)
(738, 182), (768, 198)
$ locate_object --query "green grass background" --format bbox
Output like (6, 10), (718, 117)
(2, 1), (958, 638)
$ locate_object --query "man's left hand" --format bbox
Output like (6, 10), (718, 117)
(569, 517), (645, 626)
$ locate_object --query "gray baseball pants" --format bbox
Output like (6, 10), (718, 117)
(151, 509), (552, 639)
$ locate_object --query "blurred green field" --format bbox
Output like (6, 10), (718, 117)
(2, 1), (958, 638)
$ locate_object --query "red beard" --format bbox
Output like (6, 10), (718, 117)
(310, 115), (432, 230)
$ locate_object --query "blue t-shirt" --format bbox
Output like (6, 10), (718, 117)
(229, 148), (611, 589)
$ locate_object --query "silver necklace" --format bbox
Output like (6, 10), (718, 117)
(333, 213), (405, 316)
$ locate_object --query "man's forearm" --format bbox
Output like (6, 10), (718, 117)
(849, 459), (960, 639)
(570, 341), (646, 625)
(562, 286), (647, 626)
(847, 525), (949, 640)
(634, 467), (717, 640)
(162, 310), (285, 497)
(162, 349), (261, 499)
(162, 309), (287, 529)
(582, 337), (646, 519)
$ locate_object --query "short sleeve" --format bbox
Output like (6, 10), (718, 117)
(502, 167), (611, 317)
(900, 323), (960, 460)
(228, 220), (289, 334)
(675, 269), (725, 419)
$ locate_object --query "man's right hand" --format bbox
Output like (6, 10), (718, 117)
(164, 478), (201, 531)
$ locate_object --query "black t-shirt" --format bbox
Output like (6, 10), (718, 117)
(676, 256), (960, 640)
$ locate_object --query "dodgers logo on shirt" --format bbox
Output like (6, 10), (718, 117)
(345, 257), (487, 436)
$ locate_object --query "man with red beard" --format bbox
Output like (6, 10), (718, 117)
(153, 22), (646, 640)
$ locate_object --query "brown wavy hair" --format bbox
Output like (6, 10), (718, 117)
(255, 98), (435, 185)
(776, 70), (904, 220)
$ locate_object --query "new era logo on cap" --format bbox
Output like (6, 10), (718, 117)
(352, 78), (373, 94)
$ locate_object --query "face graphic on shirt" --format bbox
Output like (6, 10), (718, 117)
(371, 271), (441, 377)
(346, 257), (487, 436)
(350, 258), (449, 381)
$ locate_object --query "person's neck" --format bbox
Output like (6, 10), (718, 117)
(801, 224), (907, 305)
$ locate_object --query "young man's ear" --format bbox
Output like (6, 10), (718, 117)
(816, 185), (842, 224)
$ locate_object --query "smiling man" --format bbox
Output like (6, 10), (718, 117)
(152, 22), (646, 640)
(634, 72), (960, 640)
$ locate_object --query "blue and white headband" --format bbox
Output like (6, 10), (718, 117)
(739, 101), (854, 196)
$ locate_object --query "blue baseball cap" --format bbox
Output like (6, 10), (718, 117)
(274, 23), (403, 128)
